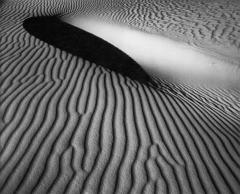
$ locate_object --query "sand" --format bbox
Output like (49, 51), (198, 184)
(1, 0), (240, 194)
(73, 0), (240, 61)
(62, 16), (240, 88)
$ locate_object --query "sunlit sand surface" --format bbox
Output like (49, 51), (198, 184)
(63, 16), (240, 88)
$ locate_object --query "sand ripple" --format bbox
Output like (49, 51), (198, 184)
(1, 1), (240, 194)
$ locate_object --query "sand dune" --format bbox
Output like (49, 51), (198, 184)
(23, 16), (156, 87)
(63, 16), (240, 87)
(1, 0), (240, 194)
(75, 0), (240, 61)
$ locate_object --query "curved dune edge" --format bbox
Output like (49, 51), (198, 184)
(1, 1), (240, 194)
(62, 16), (240, 88)
(23, 16), (157, 88)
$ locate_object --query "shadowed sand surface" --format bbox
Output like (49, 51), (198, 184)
(23, 16), (156, 87)
(1, 0), (240, 194)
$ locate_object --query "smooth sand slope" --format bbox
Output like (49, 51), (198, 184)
(74, 0), (240, 61)
(23, 16), (156, 87)
(63, 16), (240, 87)
(1, 0), (240, 194)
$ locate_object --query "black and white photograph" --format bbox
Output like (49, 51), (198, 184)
(1, 0), (240, 193)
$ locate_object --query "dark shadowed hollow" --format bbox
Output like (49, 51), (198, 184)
(23, 16), (157, 87)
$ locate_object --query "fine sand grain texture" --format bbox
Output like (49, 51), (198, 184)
(1, 0), (240, 194)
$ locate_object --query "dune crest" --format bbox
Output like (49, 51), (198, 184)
(22, 16), (157, 88)
(63, 16), (240, 88)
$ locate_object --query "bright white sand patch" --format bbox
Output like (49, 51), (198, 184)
(63, 16), (240, 88)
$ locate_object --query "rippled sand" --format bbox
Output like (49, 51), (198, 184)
(63, 16), (240, 87)
(1, 0), (240, 194)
